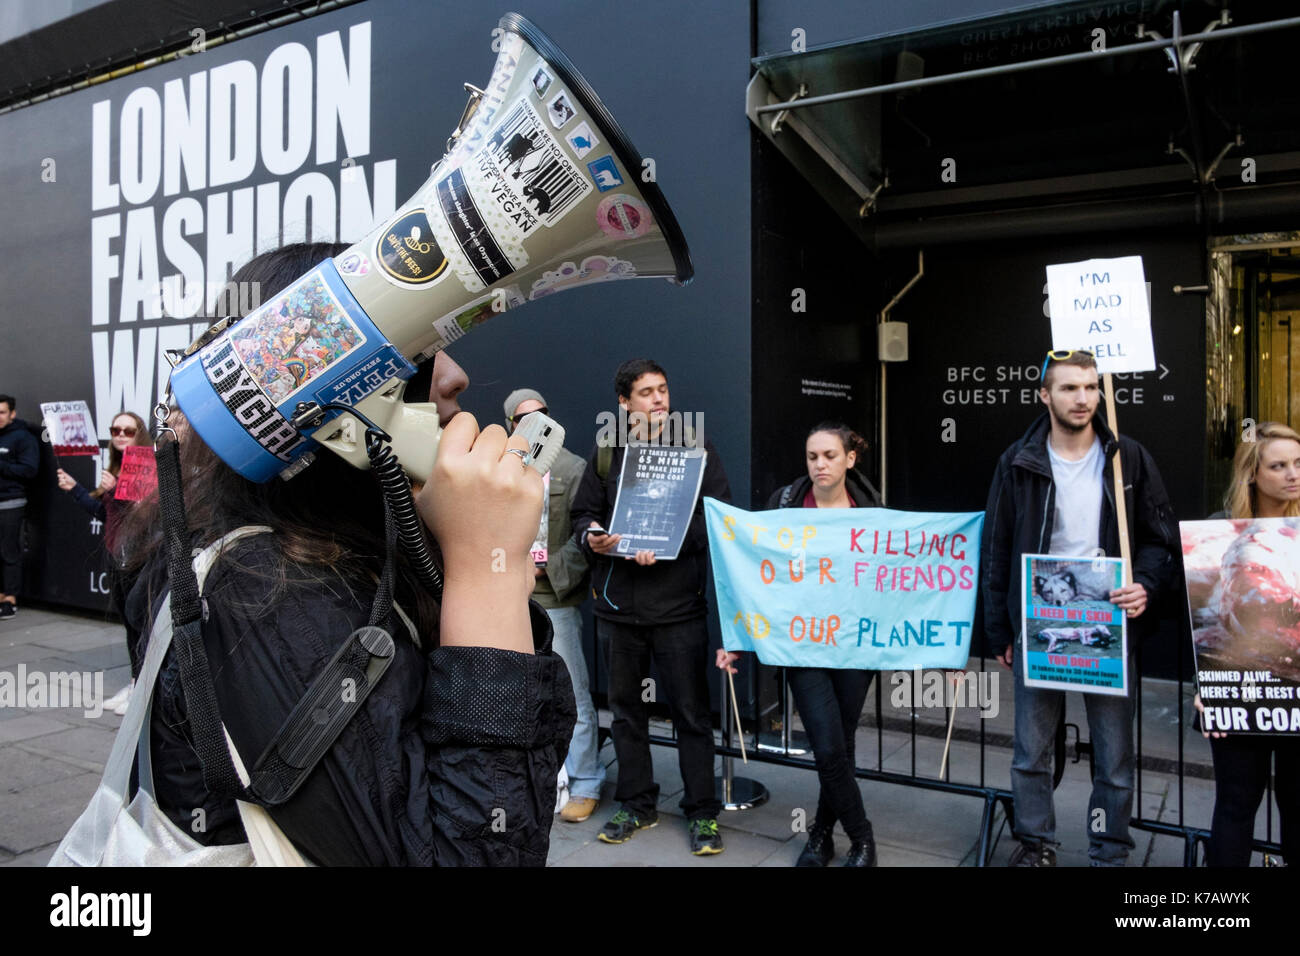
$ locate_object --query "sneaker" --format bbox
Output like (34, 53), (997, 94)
(1009, 841), (1057, 867)
(103, 682), (133, 713)
(559, 796), (599, 823)
(598, 808), (658, 844)
(689, 818), (724, 856)
(0, 602), (14, 620)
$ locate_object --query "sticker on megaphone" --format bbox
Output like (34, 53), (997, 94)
(169, 13), (692, 485)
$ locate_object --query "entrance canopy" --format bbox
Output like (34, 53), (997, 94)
(747, 0), (1300, 248)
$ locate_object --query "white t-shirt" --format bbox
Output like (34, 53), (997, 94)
(1047, 436), (1104, 557)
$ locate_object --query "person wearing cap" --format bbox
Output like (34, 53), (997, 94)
(506, 387), (605, 823)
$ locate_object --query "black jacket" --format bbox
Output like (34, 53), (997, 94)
(128, 536), (576, 866)
(571, 436), (731, 624)
(979, 411), (1177, 657)
(766, 469), (882, 510)
(0, 419), (39, 503)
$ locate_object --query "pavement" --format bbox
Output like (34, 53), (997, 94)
(0, 605), (1285, 867)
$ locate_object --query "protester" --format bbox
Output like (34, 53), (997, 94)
(505, 387), (605, 822)
(571, 358), (730, 855)
(980, 349), (1176, 866)
(1194, 421), (1300, 866)
(56, 410), (151, 713)
(115, 242), (576, 865)
(717, 422), (881, 866)
(0, 394), (39, 620)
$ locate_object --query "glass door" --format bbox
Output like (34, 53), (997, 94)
(1207, 235), (1300, 511)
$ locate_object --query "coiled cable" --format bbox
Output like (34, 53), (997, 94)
(365, 428), (444, 599)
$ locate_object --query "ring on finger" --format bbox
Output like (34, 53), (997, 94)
(504, 447), (529, 468)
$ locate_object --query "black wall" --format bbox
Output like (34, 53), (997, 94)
(0, 0), (752, 611)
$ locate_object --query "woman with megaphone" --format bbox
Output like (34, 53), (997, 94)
(114, 242), (576, 866)
(717, 422), (882, 867)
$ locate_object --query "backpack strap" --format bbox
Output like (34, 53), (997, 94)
(778, 483), (795, 508)
(156, 437), (396, 807)
(596, 443), (613, 481)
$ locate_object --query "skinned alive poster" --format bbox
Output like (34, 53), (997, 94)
(1182, 517), (1300, 734)
(1021, 554), (1128, 696)
(607, 445), (706, 561)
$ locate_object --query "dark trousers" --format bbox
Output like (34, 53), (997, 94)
(1208, 733), (1300, 866)
(599, 617), (721, 820)
(786, 666), (874, 841)
(0, 506), (23, 597)
(108, 565), (142, 678)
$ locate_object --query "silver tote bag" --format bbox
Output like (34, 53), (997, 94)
(48, 526), (304, 867)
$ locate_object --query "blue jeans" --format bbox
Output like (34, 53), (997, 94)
(1012, 655), (1136, 864)
(546, 606), (606, 800)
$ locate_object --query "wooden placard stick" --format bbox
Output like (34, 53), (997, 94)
(726, 668), (748, 764)
(939, 684), (960, 779)
(1102, 372), (1133, 586)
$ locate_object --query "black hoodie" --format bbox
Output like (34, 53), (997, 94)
(0, 418), (40, 504)
(979, 411), (1177, 657)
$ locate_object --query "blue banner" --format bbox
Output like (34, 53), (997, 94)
(704, 499), (985, 670)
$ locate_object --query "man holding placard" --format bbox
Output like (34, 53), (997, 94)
(981, 338), (1177, 865)
(572, 358), (731, 856)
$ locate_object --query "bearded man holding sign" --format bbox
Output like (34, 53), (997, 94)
(981, 346), (1177, 867)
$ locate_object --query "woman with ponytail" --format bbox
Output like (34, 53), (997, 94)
(718, 422), (882, 866)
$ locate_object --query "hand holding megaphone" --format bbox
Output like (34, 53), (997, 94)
(415, 413), (543, 621)
(168, 12), (692, 487)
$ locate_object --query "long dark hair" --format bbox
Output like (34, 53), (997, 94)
(93, 410), (151, 499)
(116, 242), (440, 633)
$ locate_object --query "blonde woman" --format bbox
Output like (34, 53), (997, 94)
(1195, 421), (1300, 865)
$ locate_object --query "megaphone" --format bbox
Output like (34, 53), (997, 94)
(169, 12), (692, 483)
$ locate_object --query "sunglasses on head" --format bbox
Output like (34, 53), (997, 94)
(110, 425), (137, 437)
(509, 407), (547, 425)
(1040, 348), (1094, 381)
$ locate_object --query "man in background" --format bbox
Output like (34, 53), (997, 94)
(506, 387), (605, 822)
(571, 359), (729, 856)
(0, 394), (39, 620)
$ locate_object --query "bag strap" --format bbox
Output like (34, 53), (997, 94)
(107, 525), (272, 806)
(596, 444), (613, 481)
(224, 727), (310, 867)
(156, 440), (251, 801)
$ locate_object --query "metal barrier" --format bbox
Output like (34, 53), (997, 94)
(646, 660), (1018, 866)
(631, 645), (1288, 867)
(1124, 639), (1283, 866)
